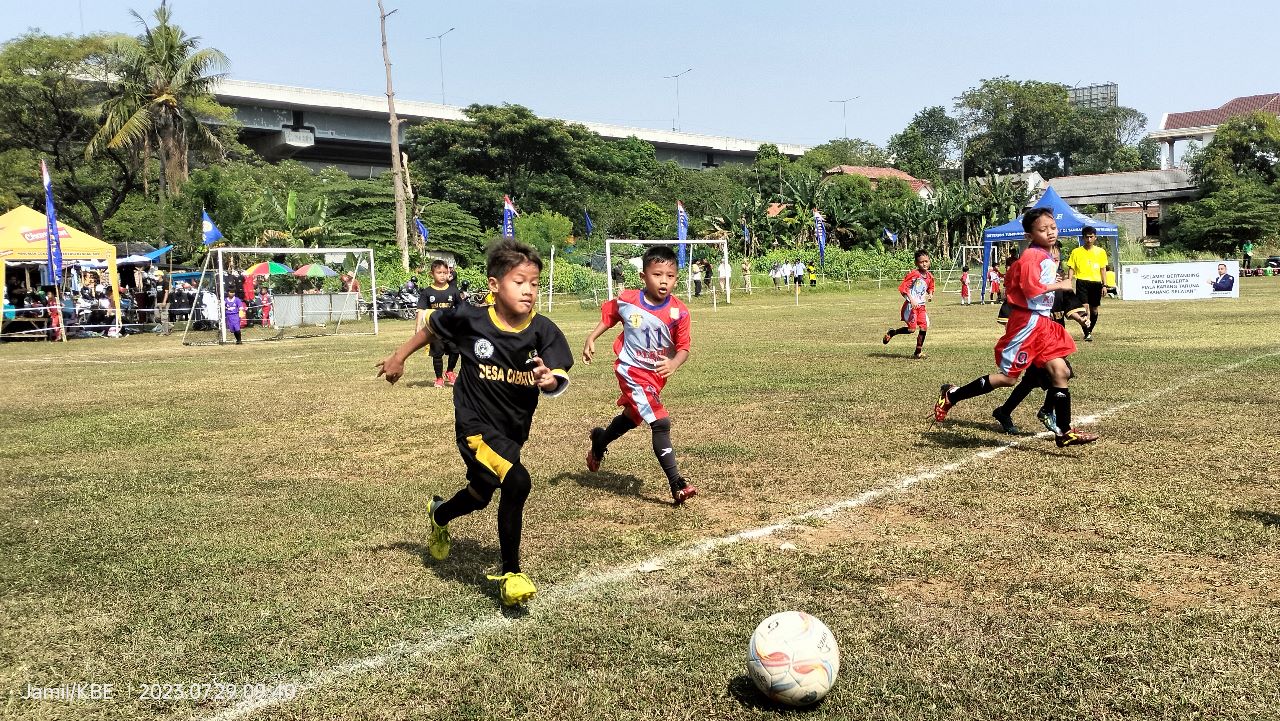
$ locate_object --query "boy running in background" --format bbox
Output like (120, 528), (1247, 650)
(376, 238), (573, 607)
(932, 208), (1098, 448)
(960, 265), (971, 305)
(583, 245), (697, 505)
(882, 250), (935, 359)
(421, 259), (462, 388)
(987, 265), (1003, 302)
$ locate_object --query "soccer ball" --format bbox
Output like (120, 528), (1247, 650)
(746, 611), (840, 707)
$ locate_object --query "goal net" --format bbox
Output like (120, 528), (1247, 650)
(603, 238), (732, 308)
(180, 246), (380, 346)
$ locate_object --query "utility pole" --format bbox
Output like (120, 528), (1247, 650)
(378, 0), (410, 271)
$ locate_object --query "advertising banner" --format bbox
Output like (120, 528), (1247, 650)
(1122, 260), (1239, 301)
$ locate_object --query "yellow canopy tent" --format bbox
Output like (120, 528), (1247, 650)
(0, 205), (121, 327)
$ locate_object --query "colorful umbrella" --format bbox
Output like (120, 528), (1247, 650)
(293, 263), (338, 278)
(244, 261), (293, 276)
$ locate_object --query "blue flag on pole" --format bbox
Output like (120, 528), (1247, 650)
(41, 160), (62, 285)
(201, 210), (223, 246)
(742, 222), (750, 254)
(583, 210), (594, 237)
(502, 195), (519, 239)
(676, 201), (688, 268)
(414, 217), (430, 243)
(813, 209), (827, 267)
(882, 228), (899, 246)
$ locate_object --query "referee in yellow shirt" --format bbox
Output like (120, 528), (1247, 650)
(1066, 226), (1108, 341)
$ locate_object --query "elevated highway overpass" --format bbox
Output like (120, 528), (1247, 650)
(213, 79), (811, 177)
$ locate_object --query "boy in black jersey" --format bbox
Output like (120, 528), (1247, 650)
(377, 238), (573, 607)
(420, 259), (462, 388)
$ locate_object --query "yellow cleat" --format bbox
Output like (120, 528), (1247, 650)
(427, 496), (450, 561)
(486, 572), (537, 607)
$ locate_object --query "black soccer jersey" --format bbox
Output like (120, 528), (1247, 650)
(428, 303), (573, 443)
(418, 283), (459, 311)
(1050, 290), (1083, 327)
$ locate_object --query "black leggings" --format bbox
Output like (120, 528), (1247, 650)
(435, 463), (532, 574)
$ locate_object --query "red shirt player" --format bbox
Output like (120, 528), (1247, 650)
(882, 250), (935, 359)
(932, 207), (1098, 447)
(582, 246), (697, 504)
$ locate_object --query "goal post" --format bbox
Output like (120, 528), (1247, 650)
(180, 246), (379, 346)
(604, 238), (731, 308)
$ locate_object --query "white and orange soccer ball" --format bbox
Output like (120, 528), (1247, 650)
(746, 611), (840, 706)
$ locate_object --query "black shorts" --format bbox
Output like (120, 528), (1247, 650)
(456, 429), (522, 491)
(1076, 279), (1103, 308)
(429, 339), (457, 357)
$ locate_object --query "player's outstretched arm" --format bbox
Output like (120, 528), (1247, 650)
(375, 325), (435, 384)
(581, 319), (613, 363)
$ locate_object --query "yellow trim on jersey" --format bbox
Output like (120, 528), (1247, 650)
(466, 434), (514, 482)
(487, 305), (536, 333)
(543, 369), (571, 398)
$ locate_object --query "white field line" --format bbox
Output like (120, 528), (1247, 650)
(200, 348), (1279, 721)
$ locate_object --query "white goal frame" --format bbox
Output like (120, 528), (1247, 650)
(605, 238), (731, 307)
(182, 246), (379, 345)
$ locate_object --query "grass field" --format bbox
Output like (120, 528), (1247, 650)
(3, 279), (1279, 721)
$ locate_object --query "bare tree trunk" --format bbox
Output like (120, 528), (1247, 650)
(378, 0), (410, 271)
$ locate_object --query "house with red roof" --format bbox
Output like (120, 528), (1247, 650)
(823, 165), (934, 198)
(1150, 93), (1280, 168)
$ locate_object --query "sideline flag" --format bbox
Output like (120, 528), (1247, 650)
(814, 209), (827, 267)
(41, 160), (62, 284)
(676, 201), (688, 268)
(414, 217), (430, 243)
(502, 195), (519, 238)
(201, 210), (223, 246)
(583, 210), (594, 237)
(743, 222), (750, 254)
(883, 228), (899, 246)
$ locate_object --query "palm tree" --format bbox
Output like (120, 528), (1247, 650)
(88, 1), (230, 196)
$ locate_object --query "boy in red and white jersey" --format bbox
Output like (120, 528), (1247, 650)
(933, 207), (1098, 448)
(882, 250), (935, 359)
(583, 246), (697, 504)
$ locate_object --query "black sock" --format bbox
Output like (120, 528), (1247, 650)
(650, 418), (682, 486)
(1000, 374), (1038, 414)
(233, 330), (242, 343)
(887, 326), (909, 338)
(948, 375), (994, 404)
(1050, 387), (1071, 433)
(597, 413), (638, 453)
(435, 484), (489, 527)
(432, 355), (444, 378)
(496, 465), (531, 574)
(915, 330), (927, 353)
(1088, 312), (1098, 333)
(447, 354), (459, 372)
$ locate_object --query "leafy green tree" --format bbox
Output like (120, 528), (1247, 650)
(956, 77), (1072, 174)
(626, 201), (670, 239)
(1165, 182), (1280, 254)
(406, 103), (656, 226)
(1189, 111), (1280, 192)
(417, 199), (485, 266)
(513, 210), (574, 259)
(888, 106), (960, 183)
(0, 32), (139, 236)
(88, 1), (233, 195)
(796, 138), (890, 174)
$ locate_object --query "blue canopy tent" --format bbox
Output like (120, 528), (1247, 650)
(980, 186), (1118, 300)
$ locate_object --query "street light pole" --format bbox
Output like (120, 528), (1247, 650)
(664, 68), (693, 131)
(828, 96), (859, 140)
(425, 27), (455, 104)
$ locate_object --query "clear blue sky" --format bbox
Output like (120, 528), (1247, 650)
(2, 0), (1275, 148)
